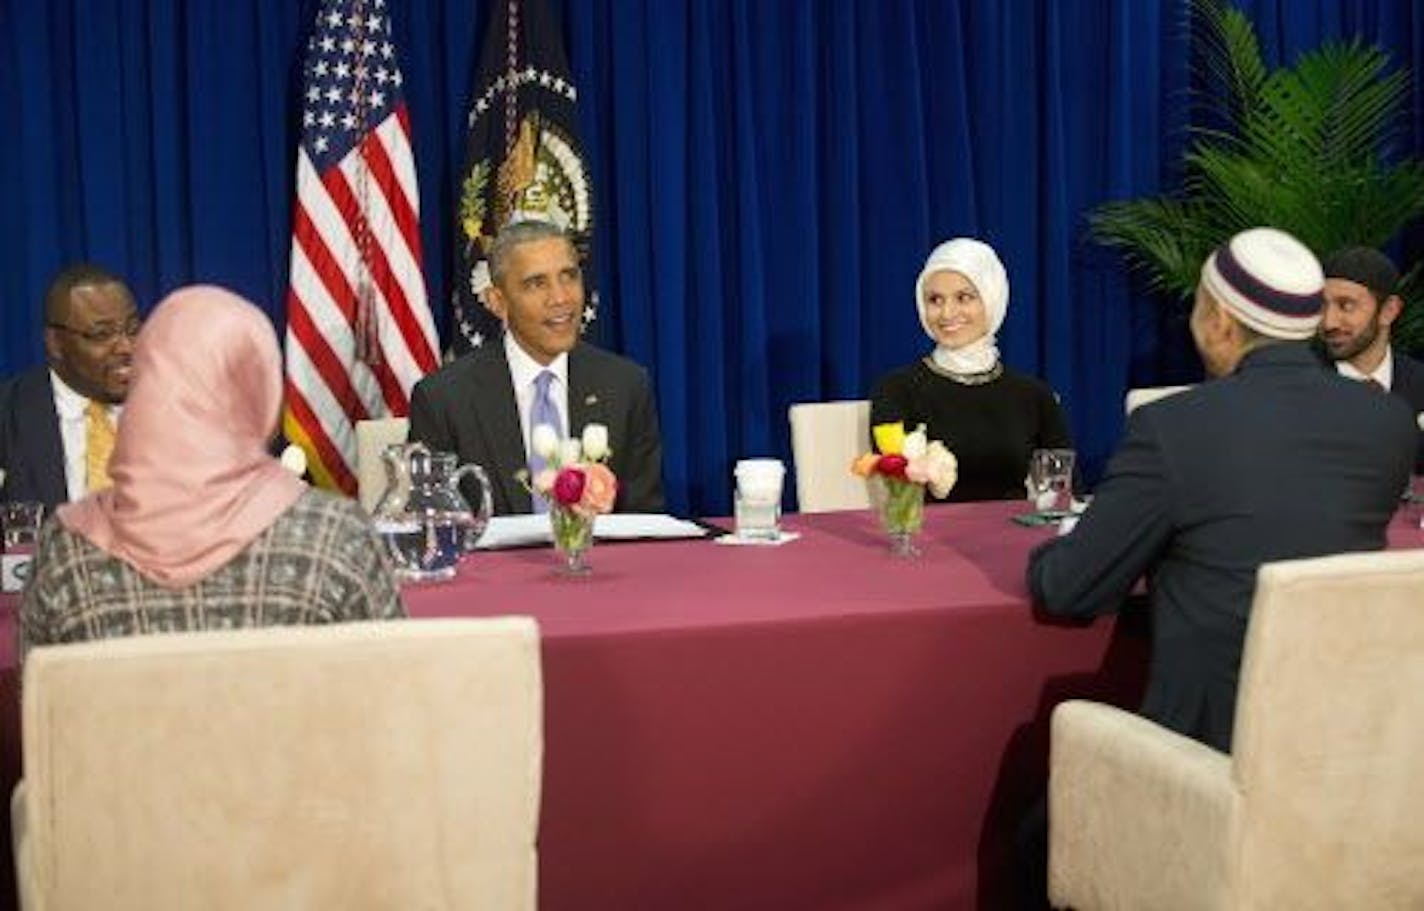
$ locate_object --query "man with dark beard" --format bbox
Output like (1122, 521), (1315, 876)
(1319, 246), (1424, 471)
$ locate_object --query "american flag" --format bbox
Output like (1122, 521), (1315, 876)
(283, 0), (439, 495)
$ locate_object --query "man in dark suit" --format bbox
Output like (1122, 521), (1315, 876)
(1029, 228), (1415, 753)
(0, 264), (138, 509)
(1318, 246), (1424, 472)
(409, 220), (664, 515)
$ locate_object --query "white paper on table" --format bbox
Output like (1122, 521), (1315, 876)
(475, 513), (710, 550)
(593, 513), (710, 540)
(712, 531), (801, 547)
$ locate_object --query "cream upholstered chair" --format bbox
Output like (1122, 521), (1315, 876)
(12, 618), (543, 911)
(1123, 384), (1192, 414)
(356, 416), (409, 511)
(1048, 549), (1424, 911)
(788, 400), (873, 513)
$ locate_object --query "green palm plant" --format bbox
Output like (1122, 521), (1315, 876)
(1090, 0), (1424, 351)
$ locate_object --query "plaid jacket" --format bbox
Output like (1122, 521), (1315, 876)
(21, 489), (404, 663)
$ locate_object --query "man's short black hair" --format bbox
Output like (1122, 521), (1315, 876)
(44, 262), (127, 324)
(1321, 247), (1399, 304)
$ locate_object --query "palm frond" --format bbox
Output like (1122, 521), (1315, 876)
(1091, 1), (1424, 314)
(1393, 262), (1424, 355)
(1089, 199), (1217, 299)
(1193, 0), (1267, 125)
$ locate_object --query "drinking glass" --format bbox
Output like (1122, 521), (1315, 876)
(734, 458), (785, 540)
(1403, 477), (1424, 531)
(1, 501), (44, 593)
(1028, 449), (1075, 514)
(1, 501), (44, 552)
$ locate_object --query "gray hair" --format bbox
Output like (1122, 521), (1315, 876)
(488, 220), (574, 287)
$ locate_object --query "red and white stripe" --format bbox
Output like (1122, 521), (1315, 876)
(283, 106), (439, 494)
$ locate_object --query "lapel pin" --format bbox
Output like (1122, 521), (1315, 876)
(585, 394), (599, 406)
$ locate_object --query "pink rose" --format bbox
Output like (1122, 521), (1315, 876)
(552, 467), (587, 506)
(579, 462), (618, 514)
(532, 468), (558, 494)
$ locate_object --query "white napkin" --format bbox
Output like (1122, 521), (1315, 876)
(713, 531), (801, 547)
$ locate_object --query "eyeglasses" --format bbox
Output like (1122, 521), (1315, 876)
(47, 320), (142, 345)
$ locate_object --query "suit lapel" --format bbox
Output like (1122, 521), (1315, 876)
(467, 349), (532, 514)
(22, 371), (69, 506)
(568, 344), (610, 442)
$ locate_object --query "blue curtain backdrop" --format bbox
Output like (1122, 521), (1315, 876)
(3, 1), (1424, 516)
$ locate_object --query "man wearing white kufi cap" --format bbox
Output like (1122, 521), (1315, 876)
(1029, 226), (1415, 754)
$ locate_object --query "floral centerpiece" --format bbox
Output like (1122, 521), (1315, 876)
(851, 422), (957, 556)
(526, 423), (618, 574)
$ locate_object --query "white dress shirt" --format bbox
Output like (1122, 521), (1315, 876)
(504, 333), (570, 459)
(1336, 346), (1394, 390)
(49, 370), (123, 502)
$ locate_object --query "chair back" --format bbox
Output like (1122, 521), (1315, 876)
(16, 618), (543, 911)
(1229, 549), (1424, 909)
(788, 400), (872, 513)
(356, 417), (410, 511)
(1123, 385), (1192, 414)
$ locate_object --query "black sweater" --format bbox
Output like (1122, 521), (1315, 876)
(870, 359), (1071, 502)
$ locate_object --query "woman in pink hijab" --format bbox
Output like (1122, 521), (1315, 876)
(22, 286), (402, 658)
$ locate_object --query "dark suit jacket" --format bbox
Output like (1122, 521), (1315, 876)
(1028, 343), (1415, 752)
(0, 366), (69, 509)
(407, 342), (665, 516)
(1389, 349), (1424, 473)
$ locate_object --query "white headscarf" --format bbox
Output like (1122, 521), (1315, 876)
(915, 238), (1009, 375)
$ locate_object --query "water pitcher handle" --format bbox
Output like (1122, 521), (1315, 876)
(449, 463), (494, 553)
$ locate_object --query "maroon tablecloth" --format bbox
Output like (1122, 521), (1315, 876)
(401, 501), (1148, 910)
(0, 503), (1417, 910)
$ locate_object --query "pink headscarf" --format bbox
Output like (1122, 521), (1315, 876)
(59, 285), (306, 588)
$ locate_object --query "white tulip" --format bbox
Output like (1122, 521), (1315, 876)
(925, 442), (958, 499)
(559, 438), (583, 467)
(903, 425), (929, 460)
(279, 444), (308, 477)
(531, 424), (561, 460)
(581, 423), (610, 461)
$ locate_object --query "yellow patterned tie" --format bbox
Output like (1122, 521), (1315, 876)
(85, 400), (117, 493)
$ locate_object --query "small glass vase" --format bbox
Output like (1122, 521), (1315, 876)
(876, 476), (926, 558)
(550, 504), (595, 576)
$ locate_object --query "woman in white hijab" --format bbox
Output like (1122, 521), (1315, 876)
(869, 238), (1071, 501)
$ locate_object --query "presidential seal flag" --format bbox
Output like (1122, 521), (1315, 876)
(283, 0), (440, 495)
(452, 0), (595, 356)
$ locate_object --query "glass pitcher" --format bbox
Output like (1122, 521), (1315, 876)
(371, 442), (493, 582)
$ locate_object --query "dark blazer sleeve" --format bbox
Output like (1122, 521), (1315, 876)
(407, 375), (452, 455)
(1, 368), (68, 508)
(615, 367), (665, 513)
(0, 375), (14, 495)
(1027, 407), (1174, 618)
(1389, 352), (1424, 473)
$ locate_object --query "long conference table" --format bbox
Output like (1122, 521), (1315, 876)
(0, 501), (1416, 910)
(411, 500), (1148, 909)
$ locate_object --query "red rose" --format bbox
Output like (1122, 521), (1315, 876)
(877, 453), (909, 478)
(553, 467), (587, 505)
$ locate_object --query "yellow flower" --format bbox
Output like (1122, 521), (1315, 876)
(872, 422), (907, 455)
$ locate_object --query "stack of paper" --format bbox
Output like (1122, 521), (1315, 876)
(475, 514), (710, 550)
